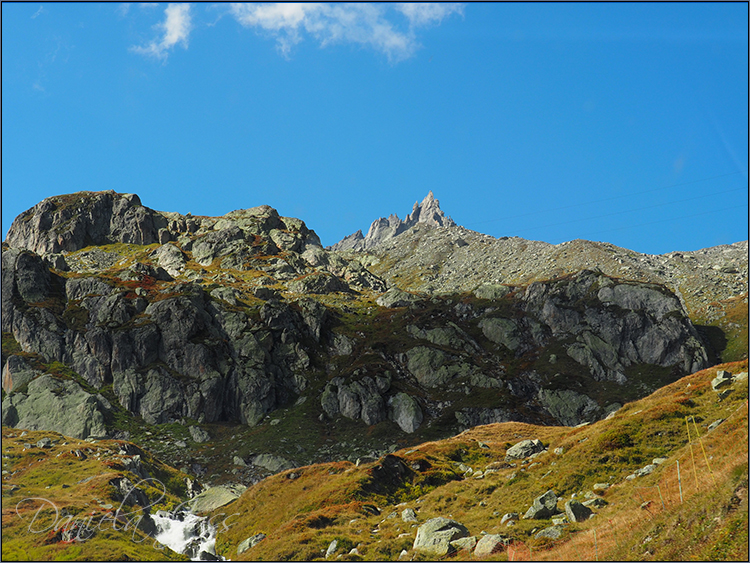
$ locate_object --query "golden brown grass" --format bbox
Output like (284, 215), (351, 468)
(210, 360), (748, 561)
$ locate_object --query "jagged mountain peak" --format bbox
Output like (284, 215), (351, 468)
(329, 191), (456, 251)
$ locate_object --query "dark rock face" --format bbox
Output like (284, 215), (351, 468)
(1, 190), (716, 441)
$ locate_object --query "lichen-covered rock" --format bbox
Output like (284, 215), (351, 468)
(405, 346), (472, 388)
(288, 272), (350, 294)
(478, 317), (522, 352)
(535, 525), (564, 540)
(523, 270), (709, 381)
(237, 533), (266, 555)
(189, 425), (211, 443)
(407, 323), (480, 353)
(252, 453), (295, 473)
(473, 283), (513, 300)
(320, 376), (389, 426)
(1, 374), (107, 439)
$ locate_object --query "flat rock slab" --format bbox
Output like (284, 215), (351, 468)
(190, 484), (247, 513)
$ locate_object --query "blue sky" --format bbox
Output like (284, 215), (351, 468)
(2, 3), (748, 255)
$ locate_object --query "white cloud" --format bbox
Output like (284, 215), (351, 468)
(31, 5), (46, 19)
(131, 3), (192, 61)
(396, 3), (464, 28)
(229, 3), (462, 62)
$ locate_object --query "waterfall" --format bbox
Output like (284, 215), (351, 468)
(152, 510), (223, 561)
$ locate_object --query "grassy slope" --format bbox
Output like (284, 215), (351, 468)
(1, 430), (190, 562)
(211, 360), (748, 562)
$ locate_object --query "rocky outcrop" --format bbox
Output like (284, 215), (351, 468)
(521, 270), (709, 382)
(1, 190), (720, 450)
(376, 288), (422, 308)
(2, 356), (41, 394)
(320, 375), (391, 426)
(5, 191), (166, 255)
(330, 191), (456, 251)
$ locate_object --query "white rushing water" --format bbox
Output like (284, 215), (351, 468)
(152, 511), (223, 561)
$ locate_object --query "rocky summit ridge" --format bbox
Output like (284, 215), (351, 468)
(329, 190), (456, 251)
(1, 190), (747, 483)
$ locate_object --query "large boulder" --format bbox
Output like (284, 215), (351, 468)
(251, 453), (295, 474)
(388, 392), (423, 433)
(711, 370), (733, 390)
(1, 374), (107, 439)
(564, 499), (593, 522)
(478, 317), (523, 352)
(413, 517), (470, 557)
(237, 533), (266, 555)
(523, 490), (561, 520)
(320, 376), (389, 426)
(505, 439), (545, 461)
(523, 271), (709, 381)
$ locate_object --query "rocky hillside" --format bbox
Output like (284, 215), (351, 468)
(3, 361), (745, 561)
(330, 193), (747, 316)
(208, 360), (747, 562)
(1, 190), (746, 488)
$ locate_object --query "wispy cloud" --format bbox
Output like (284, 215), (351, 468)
(228, 3), (463, 62)
(31, 5), (46, 19)
(131, 3), (192, 61)
(396, 3), (464, 27)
